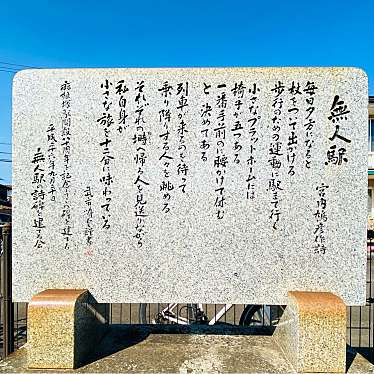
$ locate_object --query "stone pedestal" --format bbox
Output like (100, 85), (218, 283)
(27, 289), (108, 369)
(274, 291), (346, 373)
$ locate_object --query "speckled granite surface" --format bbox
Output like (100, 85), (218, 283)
(274, 291), (346, 372)
(27, 289), (107, 369)
(12, 67), (367, 304)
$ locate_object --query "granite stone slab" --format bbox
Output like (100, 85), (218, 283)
(28, 289), (107, 369)
(274, 291), (346, 372)
(12, 67), (368, 304)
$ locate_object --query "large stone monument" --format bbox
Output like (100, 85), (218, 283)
(12, 67), (367, 371)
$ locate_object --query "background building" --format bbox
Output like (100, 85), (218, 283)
(0, 184), (11, 224)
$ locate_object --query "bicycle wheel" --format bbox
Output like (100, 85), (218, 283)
(239, 304), (263, 326)
(239, 305), (285, 326)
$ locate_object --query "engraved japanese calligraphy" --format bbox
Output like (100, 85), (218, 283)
(12, 67), (367, 305)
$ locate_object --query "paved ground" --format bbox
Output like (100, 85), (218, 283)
(0, 325), (373, 373)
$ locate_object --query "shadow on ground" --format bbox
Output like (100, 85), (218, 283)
(82, 323), (274, 367)
(82, 325), (150, 366)
(347, 345), (374, 370)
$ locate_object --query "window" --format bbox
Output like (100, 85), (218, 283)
(369, 118), (374, 152)
(369, 188), (374, 217)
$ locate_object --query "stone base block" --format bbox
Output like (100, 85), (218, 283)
(27, 289), (108, 369)
(274, 291), (346, 373)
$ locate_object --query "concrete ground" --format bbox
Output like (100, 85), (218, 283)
(0, 325), (373, 373)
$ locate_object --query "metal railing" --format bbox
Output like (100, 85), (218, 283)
(0, 224), (373, 364)
(1, 223), (14, 357)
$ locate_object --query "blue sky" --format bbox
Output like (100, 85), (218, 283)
(0, 0), (372, 184)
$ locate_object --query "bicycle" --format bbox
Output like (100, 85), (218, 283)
(139, 303), (284, 326)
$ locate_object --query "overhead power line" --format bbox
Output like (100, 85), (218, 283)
(0, 66), (19, 71)
(0, 61), (37, 68)
(0, 69), (19, 74)
(0, 60), (40, 75)
(0, 159), (11, 163)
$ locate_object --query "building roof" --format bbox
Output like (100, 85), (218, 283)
(0, 184), (11, 190)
